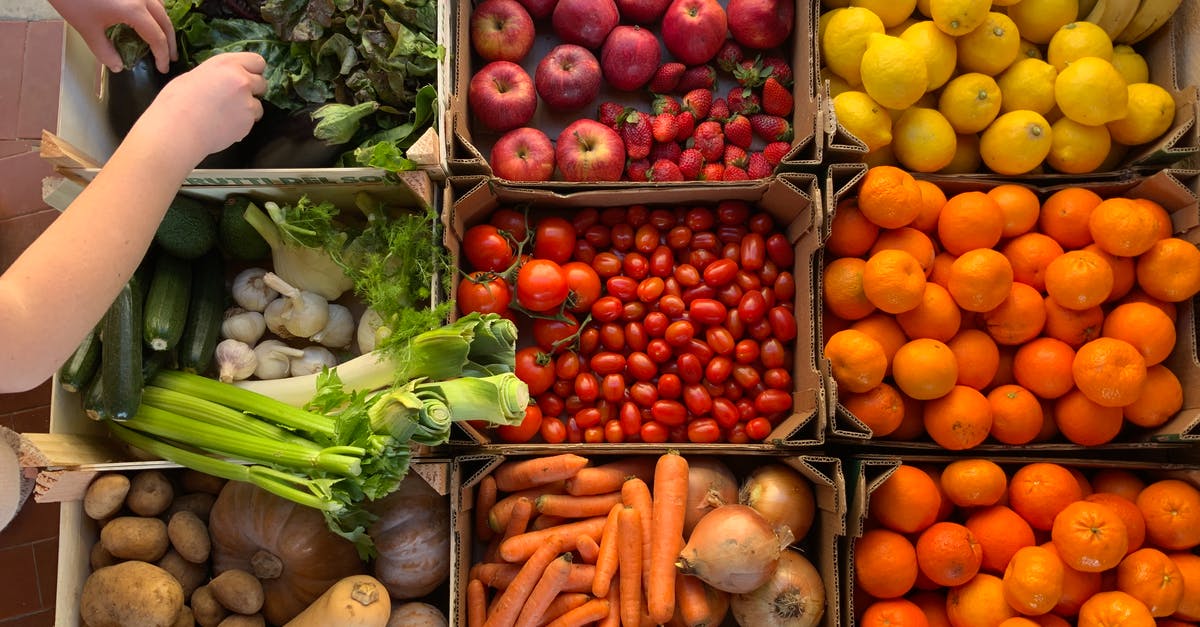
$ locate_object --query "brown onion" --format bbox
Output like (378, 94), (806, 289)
(684, 457), (738, 536)
(676, 504), (785, 593)
(739, 463), (816, 541)
(731, 549), (825, 627)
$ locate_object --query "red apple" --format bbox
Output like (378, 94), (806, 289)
(535, 44), (602, 112)
(471, 0), (536, 63)
(491, 127), (555, 181)
(469, 61), (538, 133)
(556, 119), (626, 182)
(615, 0), (671, 24)
(552, 0), (619, 49)
(661, 0), (727, 66)
(601, 25), (661, 92)
(517, 0), (558, 19)
(727, 0), (793, 50)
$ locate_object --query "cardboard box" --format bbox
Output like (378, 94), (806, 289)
(451, 452), (846, 627)
(441, 173), (826, 449)
(821, 162), (1200, 448)
(446, 0), (822, 182)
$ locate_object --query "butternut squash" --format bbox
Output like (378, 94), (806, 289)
(284, 575), (391, 627)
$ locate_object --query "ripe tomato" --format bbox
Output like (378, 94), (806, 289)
(534, 216), (576, 264)
(591, 296), (623, 322)
(755, 389), (792, 414)
(514, 347), (555, 396)
(689, 299), (728, 326)
(489, 208), (528, 241)
(540, 417), (567, 444)
(604, 419), (625, 443)
(532, 313), (580, 353)
(457, 272), (511, 315)
(651, 400), (687, 426)
(768, 306), (798, 341)
(640, 421), (669, 443)
(686, 418), (721, 443)
(745, 416), (772, 441)
(516, 259), (568, 312)
(702, 258), (738, 287)
(462, 224), (515, 272)
(562, 262), (601, 313)
(496, 404), (542, 443)
(766, 233), (794, 267)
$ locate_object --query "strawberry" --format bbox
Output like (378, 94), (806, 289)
(750, 114), (793, 142)
(683, 88), (713, 120)
(723, 165), (750, 181)
(763, 141), (790, 166)
(747, 152), (773, 179)
(678, 148), (705, 180)
(652, 113), (680, 143)
(649, 141), (682, 164)
(700, 163), (725, 181)
(724, 114), (753, 149)
(649, 62), (686, 94)
(715, 40), (745, 73)
(626, 158), (652, 182)
(724, 144), (748, 169)
(598, 101), (625, 128)
(691, 120), (725, 162)
(677, 65), (717, 93)
(727, 87), (761, 115)
(652, 95), (681, 115)
(760, 55), (793, 86)
(619, 109), (653, 160)
(648, 158), (685, 182)
(708, 98), (730, 123)
(733, 58), (771, 89)
(674, 111), (696, 142)
(762, 77), (794, 117)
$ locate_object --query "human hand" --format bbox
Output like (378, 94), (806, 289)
(49, 0), (177, 73)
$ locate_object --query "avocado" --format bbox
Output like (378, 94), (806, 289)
(154, 195), (218, 260)
(218, 195), (272, 261)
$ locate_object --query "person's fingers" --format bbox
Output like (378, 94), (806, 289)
(127, 10), (171, 73)
(249, 98), (264, 123)
(146, 0), (177, 62)
(248, 72), (268, 97)
(225, 51), (267, 74)
(83, 31), (124, 72)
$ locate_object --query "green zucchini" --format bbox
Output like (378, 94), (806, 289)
(100, 280), (143, 422)
(143, 252), (192, 352)
(177, 250), (226, 375)
(58, 326), (101, 393)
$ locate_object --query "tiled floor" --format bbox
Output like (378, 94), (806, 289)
(0, 19), (65, 627)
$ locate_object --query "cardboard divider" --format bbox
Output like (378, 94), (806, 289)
(820, 162), (1200, 448)
(441, 174), (826, 448)
(451, 451), (846, 627)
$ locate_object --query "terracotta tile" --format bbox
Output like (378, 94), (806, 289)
(0, 380), (51, 413)
(0, 609), (54, 627)
(0, 23), (27, 141)
(1, 405), (51, 434)
(0, 151), (55, 221)
(0, 209), (56, 270)
(0, 502), (58, 547)
(32, 539), (56, 611)
(0, 140), (35, 160)
(0, 546), (39, 620)
(17, 21), (63, 140)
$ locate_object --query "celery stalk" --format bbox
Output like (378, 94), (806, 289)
(141, 386), (317, 449)
(152, 370), (338, 439)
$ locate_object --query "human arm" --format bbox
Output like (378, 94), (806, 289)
(47, 0), (177, 73)
(0, 52), (266, 393)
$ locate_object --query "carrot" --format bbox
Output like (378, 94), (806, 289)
(620, 478), (653, 589)
(592, 504), (622, 598)
(477, 562), (597, 594)
(477, 475), (499, 542)
(514, 553), (574, 627)
(674, 572), (712, 627)
(575, 534), (600, 564)
(499, 516), (608, 563)
(468, 578), (488, 627)
(544, 599), (611, 627)
(502, 497), (536, 545)
(648, 452), (689, 624)
(538, 593), (591, 627)
(494, 454), (590, 492)
(618, 506), (643, 627)
(536, 492), (624, 518)
(598, 579), (620, 627)
(531, 514), (568, 531)
(565, 457), (656, 495)
(484, 540), (563, 627)
(490, 482), (567, 532)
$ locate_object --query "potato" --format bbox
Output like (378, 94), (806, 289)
(218, 614), (266, 627)
(192, 585), (229, 627)
(101, 516), (169, 562)
(168, 510), (211, 563)
(90, 542), (118, 571)
(157, 549), (209, 598)
(388, 602), (447, 627)
(172, 606), (195, 627)
(80, 560), (183, 627)
(128, 470), (175, 517)
(84, 474), (131, 520)
(165, 492), (217, 523)
(209, 569), (264, 615)
(182, 470), (227, 495)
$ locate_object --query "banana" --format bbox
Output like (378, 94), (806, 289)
(1077, 0), (1101, 20)
(1084, 0), (1140, 40)
(1116, 0), (1183, 44)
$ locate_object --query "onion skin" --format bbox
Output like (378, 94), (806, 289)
(731, 549), (825, 627)
(676, 504), (783, 594)
(739, 464), (816, 541)
(684, 457), (738, 536)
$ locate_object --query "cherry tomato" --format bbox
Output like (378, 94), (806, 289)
(556, 351), (581, 380)
(625, 322), (648, 352)
(650, 246), (675, 277)
(590, 352), (627, 376)
(516, 260), (568, 312)
(648, 209), (675, 230)
(657, 374), (682, 399)
(766, 233), (794, 267)
(774, 271), (796, 302)
(644, 312), (669, 337)
(722, 242), (741, 261)
(622, 302), (646, 321)
(716, 200), (750, 224)
(604, 419), (625, 443)
(584, 224), (612, 250)
(726, 422), (750, 444)
(610, 223), (634, 251)
(689, 248), (718, 270)
(711, 397), (739, 428)
(562, 262), (601, 313)
(591, 296), (623, 322)
(489, 208), (528, 241)
(640, 421), (669, 443)
(573, 240), (596, 264)
(515, 347), (555, 396)
(600, 206), (627, 226)
(681, 285), (716, 304)
(571, 207), (599, 232)
(667, 226), (692, 250)
(760, 338), (787, 369)
(607, 276), (639, 302)
(706, 356), (733, 384)
(683, 339), (714, 364)
(733, 365), (762, 390)
(575, 373), (599, 402)
(755, 389), (792, 414)
(532, 313), (580, 353)
(630, 382), (658, 407)
(702, 258), (738, 287)
(726, 310), (746, 340)
(749, 317), (774, 341)
(686, 418), (721, 443)
(496, 404), (542, 443)
(685, 207), (715, 231)
(599, 323), (625, 351)
(457, 272), (511, 315)
(716, 283), (744, 308)
(682, 384), (713, 415)
(764, 368), (792, 390)
(566, 417), (583, 443)
(579, 327), (600, 353)
(674, 264), (701, 287)
(678, 353), (704, 384)
(534, 216), (576, 264)
(664, 320), (696, 347)
(627, 205), (649, 226)
(735, 271), (763, 293)
(601, 374), (626, 403)
(706, 327), (735, 355)
(463, 224), (515, 272)
(634, 224), (660, 253)
(659, 294), (687, 318)
(688, 299), (728, 326)
(540, 417), (567, 443)
(622, 253), (649, 280)
(592, 252), (623, 277)
(619, 402), (641, 436)
(646, 339), (673, 363)
(537, 393), (564, 418)
(691, 231), (719, 251)
(651, 400), (687, 426)
(734, 339), (760, 364)
(575, 407), (601, 429)
(638, 277), (666, 303)
(745, 416), (772, 441)
(626, 352), (657, 381)
(768, 306), (798, 341)
(760, 261), (780, 286)
(738, 290), (768, 324)
(749, 212), (775, 234)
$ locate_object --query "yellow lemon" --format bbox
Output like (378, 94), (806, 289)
(900, 21), (958, 91)
(1018, 39), (1045, 61)
(956, 12), (1021, 75)
(865, 143), (898, 167)
(823, 7), (887, 86)
(939, 132), (983, 173)
(1055, 56), (1127, 125)
(939, 73), (1003, 134)
(929, 0), (990, 35)
(1047, 117), (1111, 173)
(1046, 21), (1113, 71)
(819, 7), (842, 43)
(892, 107), (958, 172)
(887, 17), (921, 36)
(917, 0), (933, 18)
(852, 0), (920, 29)
(997, 58), (1059, 115)
(1107, 82), (1176, 145)
(980, 110), (1053, 174)
(860, 33), (929, 110)
(1097, 142), (1132, 171)
(1077, 0), (1099, 18)
(1008, 0), (1079, 44)
(834, 91), (895, 152)
(1111, 45), (1150, 85)
(821, 67), (855, 98)
(823, 0), (853, 8)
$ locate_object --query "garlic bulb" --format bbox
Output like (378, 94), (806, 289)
(215, 339), (257, 383)
(263, 297), (292, 339)
(262, 272), (330, 339)
(357, 308), (386, 354)
(311, 304), (355, 349)
(252, 340), (306, 380)
(290, 346), (338, 377)
(221, 307), (267, 346)
(232, 268), (278, 312)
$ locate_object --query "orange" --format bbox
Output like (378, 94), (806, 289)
(1041, 542), (1103, 618)
(1039, 187), (1103, 249)
(923, 385), (992, 450)
(897, 283), (962, 342)
(1119, 287), (1178, 322)
(987, 384), (1045, 445)
(1089, 197), (1163, 257)
(1083, 243), (1136, 303)
(1072, 337), (1148, 408)
(1091, 469), (1147, 504)
(916, 521), (983, 587)
(870, 464), (943, 534)
(967, 505), (1037, 574)
(1169, 552), (1200, 621)
(929, 251), (957, 289)
(1122, 364), (1183, 428)
(1045, 250), (1115, 311)
(861, 599), (931, 627)
(913, 179), (948, 232)
(988, 184), (1042, 238)
(1003, 545), (1066, 616)
(856, 528), (919, 599)
(948, 248), (1015, 312)
(825, 329), (889, 394)
(889, 394), (926, 442)
(1003, 232), (1065, 293)
(872, 227), (937, 276)
(893, 338), (959, 401)
(828, 198), (881, 257)
(998, 619), (1041, 627)
(864, 249), (928, 314)
(825, 257), (878, 320)
(844, 383), (906, 438)
(1102, 301), (1177, 366)
(1117, 548), (1184, 617)
(852, 313), (909, 374)
(1071, 468), (1095, 499)
(1030, 614), (1071, 626)
(1132, 197), (1174, 240)
(1013, 337), (1077, 400)
(1051, 500), (1129, 572)
(938, 191), (1006, 256)
(941, 459), (1008, 508)
(1053, 388), (1124, 446)
(909, 591), (951, 627)
(858, 165), (924, 229)
(947, 329), (1001, 390)
(1136, 238), (1200, 303)
(823, 307), (853, 341)
(1077, 590), (1156, 627)
(1085, 492), (1147, 555)
(982, 282), (1047, 345)
(1035, 399), (1060, 442)
(1009, 462), (1084, 531)
(993, 345), (1017, 389)
(1136, 480), (1200, 551)
(946, 573), (1017, 627)
(1042, 298), (1104, 349)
